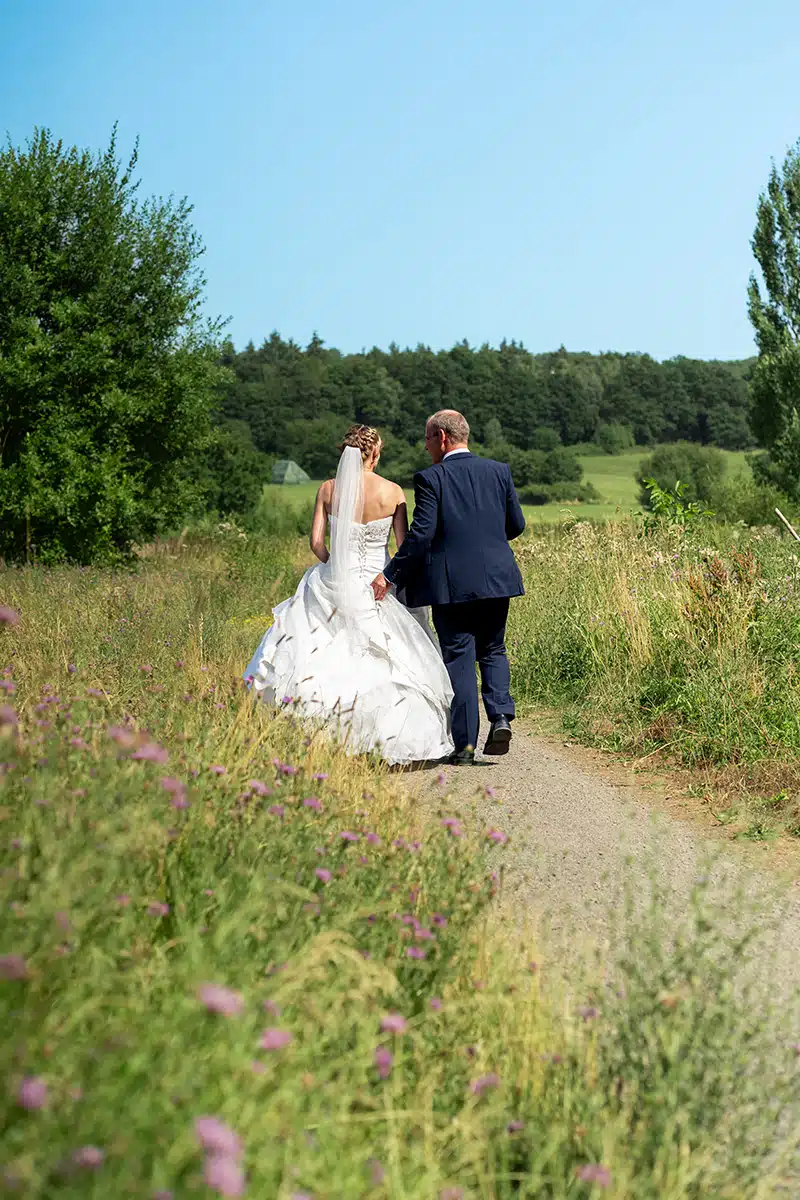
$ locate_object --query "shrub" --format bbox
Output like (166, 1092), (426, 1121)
(637, 443), (726, 507)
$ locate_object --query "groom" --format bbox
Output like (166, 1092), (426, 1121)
(371, 409), (525, 764)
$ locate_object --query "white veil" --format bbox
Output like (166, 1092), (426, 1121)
(329, 445), (365, 616)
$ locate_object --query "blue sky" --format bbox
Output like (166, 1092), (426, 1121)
(2, 0), (800, 359)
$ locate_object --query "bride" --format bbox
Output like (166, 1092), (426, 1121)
(244, 425), (454, 764)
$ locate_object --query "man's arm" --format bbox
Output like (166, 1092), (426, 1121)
(371, 471), (438, 600)
(505, 465), (526, 541)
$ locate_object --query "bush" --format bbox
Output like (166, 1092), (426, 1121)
(196, 421), (272, 520)
(594, 422), (635, 454)
(0, 128), (225, 564)
(637, 443), (726, 508)
(520, 481), (601, 505)
(707, 473), (795, 528)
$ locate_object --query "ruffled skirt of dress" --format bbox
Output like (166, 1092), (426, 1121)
(244, 565), (454, 765)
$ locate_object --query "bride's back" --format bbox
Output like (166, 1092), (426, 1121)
(359, 471), (403, 523)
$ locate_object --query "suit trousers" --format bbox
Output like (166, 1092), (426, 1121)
(431, 598), (514, 753)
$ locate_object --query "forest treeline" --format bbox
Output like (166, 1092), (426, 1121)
(218, 334), (756, 484)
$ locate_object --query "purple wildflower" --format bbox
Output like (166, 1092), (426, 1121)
(86, 688), (104, 698)
(312, 772), (328, 781)
(303, 796), (322, 812)
(430, 996), (442, 1010)
(435, 771), (446, 786)
(260, 1027), (292, 1051)
(0, 954), (27, 980)
(115, 894), (131, 907)
(209, 765), (226, 776)
(577, 1005), (599, 1022)
(575, 1164), (612, 1187)
(198, 984), (244, 1018)
(406, 946), (426, 960)
(72, 1146), (104, 1169)
(0, 680), (15, 694)
(132, 742), (169, 764)
(367, 1158), (385, 1185)
(107, 725), (137, 748)
(18, 1076), (48, 1110)
(380, 1013), (408, 1034)
(432, 913), (448, 928)
(160, 777), (188, 808)
(339, 830), (359, 842)
(139, 664), (153, 674)
(470, 1072), (500, 1096)
(148, 902), (169, 917)
(204, 1156), (245, 1197)
(268, 805), (284, 818)
(365, 832), (381, 845)
(67, 664), (77, 674)
(315, 868), (331, 884)
(486, 829), (507, 844)
(507, 1120), (525, 1133)
(374, 1045), (393, 1079)
(263, 998), (281, 1016)
(0, 705), (18, 729)
(248, 779), (271, 796)
(194, 1117), (242, 1159)
(0, 606), (20, 626)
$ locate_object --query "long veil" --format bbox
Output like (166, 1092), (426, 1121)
(329, 445), (365, 617)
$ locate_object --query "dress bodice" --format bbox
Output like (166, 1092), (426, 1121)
(328, 514), (392, 577)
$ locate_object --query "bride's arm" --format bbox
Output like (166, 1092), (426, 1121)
(309, 482), (331, 563)
(392, 486), (409, 549)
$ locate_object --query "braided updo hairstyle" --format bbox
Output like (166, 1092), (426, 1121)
(340, 424), (382, 462)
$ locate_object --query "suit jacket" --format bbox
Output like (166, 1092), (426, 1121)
(383, 452), (526, 607)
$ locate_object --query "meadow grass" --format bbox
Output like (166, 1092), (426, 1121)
(1, 528), (799, 1196)
(508, 518), (800, 838)
(258, 446), (752, 527)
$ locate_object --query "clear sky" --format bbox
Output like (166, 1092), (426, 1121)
(2, 0), (800, 360)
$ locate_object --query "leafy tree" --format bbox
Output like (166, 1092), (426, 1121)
(637, 443), (726, 507)
(0, 128), (224, 563)
(748, 139), (800, 496)
(196, 420), (271, 519)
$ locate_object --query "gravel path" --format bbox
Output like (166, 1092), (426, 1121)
(401, 717), (800, 995)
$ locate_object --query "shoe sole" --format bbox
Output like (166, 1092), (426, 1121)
(483, 728), (512, 755)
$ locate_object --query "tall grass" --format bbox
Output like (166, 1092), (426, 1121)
(509, 519), (800, 832)
(1, 529), (799, 1196)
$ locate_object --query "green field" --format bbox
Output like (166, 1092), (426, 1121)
(261, 447), (753, 527)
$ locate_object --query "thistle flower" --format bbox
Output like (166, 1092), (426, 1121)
(0, 954), (27, 980)
(0, 606), (20, 626)
(507, 1119), (525, 1133)
(577, 1005), (599, 1022)
(148, 902), (169, 917)
(18, 1076), (48, 1110)
(365, 832), (381, 845)
(312, 772), (328, 781)
(379, 1013), (408, 1034)
(268, 804), (284, 818)
(430, 996), (442, 1011)
(303, 796), (322, 812)
(260, 1027), (292, 1050)
(470, 1072), (500, 1096)
(374, 1045), (393, 1079)
(339, 831), (359, 841)
(248, 779), (271, 796)
(198, 984), (244, 1018)
(0, 705), (18, 729)
(314, 868), (331, 883)
(132, 742), (169, 764)
(575, 1164), (612, 1187)
(406, 947), (426, 960)
(160, 777), (188, 807)
(209, 765), (226, 776)
(486, 829), (507, 844)
(194, 1117), (242, 1158)
(72, 1146), (104, 1169)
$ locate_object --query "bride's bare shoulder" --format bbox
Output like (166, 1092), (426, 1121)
(373, 473), (405, 501)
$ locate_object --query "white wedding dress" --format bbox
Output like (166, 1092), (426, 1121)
(244, 451), (454, 765)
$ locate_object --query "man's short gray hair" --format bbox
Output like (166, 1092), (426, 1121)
(427, 409), (470, 444)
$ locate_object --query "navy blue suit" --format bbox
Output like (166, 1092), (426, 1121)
(383, 452), (525, 753)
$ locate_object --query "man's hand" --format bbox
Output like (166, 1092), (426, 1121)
(371, 572), (390, 601)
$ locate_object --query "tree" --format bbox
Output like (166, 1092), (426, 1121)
(0, 128), (226, 563)
(637, 443), (726, 507)
(748, 140), (800, 495)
